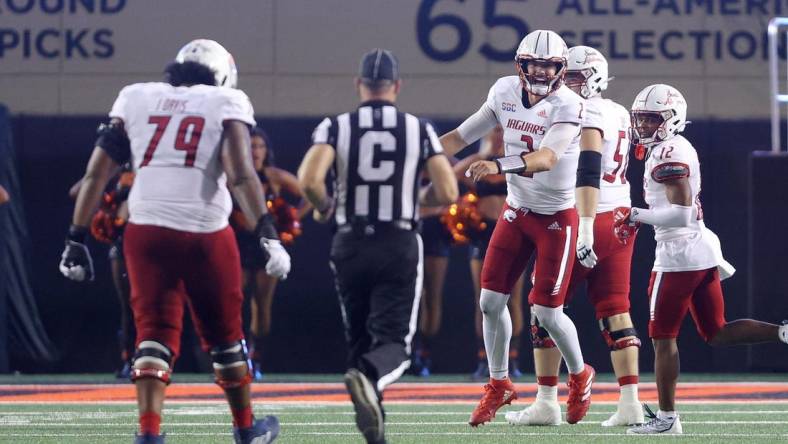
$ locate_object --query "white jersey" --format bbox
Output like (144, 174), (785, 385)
(109, 82), (255, 233)
(644, 135), (730, 274)
(582, 96), (631, 212)
(486, 77), (583, 214)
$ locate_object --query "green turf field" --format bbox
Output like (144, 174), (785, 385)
(1, 402), (787, 443)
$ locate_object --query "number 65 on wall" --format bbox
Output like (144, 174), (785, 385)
(417, 0), (529, 62)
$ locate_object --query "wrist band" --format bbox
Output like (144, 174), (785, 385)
(494, 154), (528, 174)
(254, 213), (279, 240)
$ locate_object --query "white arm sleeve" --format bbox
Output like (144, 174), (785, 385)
(539, 122), (580, 158)
(630, 204), (693, 228)
(457, 104), (498, 145)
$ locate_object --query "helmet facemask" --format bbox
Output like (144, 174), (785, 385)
(564, 69), (591, 98)
(630, 110), (675, 159)
(516, 56), (566, 97)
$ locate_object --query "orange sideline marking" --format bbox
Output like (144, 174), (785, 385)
(0, 382), (787, 404)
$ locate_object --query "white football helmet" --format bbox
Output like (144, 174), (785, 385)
(175, 39), (238, 88)
(515, 30), (568, 96)
(630, 84), (687, 148)
(566, 46), (609, 99)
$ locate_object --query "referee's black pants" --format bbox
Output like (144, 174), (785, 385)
(330, 228), (422, 395)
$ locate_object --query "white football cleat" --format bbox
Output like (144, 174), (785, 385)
(505, 400), (561, 426)
(601, 402), (644, 426)
(627, 414), (682, 435)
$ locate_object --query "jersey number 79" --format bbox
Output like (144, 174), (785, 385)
(140, 115), (206, 168)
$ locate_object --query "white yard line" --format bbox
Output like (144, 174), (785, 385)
(2, 408), (788, 416)
(3, 420), (788, 426)
(4, 432), (788, 438)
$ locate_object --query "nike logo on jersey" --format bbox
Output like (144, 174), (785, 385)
(547, 221), (561, 231)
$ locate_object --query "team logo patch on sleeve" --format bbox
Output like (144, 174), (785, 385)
(651, 162), (690, 183)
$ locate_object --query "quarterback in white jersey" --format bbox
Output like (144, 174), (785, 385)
(615, 84), (788, 436)
(59, 39), (285, 444)
(440, 30), (597, 427)
(510, 46), (644, 428)
(480, 75), (584, 213)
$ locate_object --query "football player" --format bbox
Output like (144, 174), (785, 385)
(59, 39), (289, 444)
(616, 84), (788, 434)
(507, 46), (643, 427)
(439, 30), (599, 427)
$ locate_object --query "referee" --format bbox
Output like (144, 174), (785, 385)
(298, 49), (458, 444)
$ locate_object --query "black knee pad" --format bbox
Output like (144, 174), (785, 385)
(599, 318), (641, 351)
(211, 340), (252, 389)
(131, 340), (173, 384)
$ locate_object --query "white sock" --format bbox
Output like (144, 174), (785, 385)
(536, 385), (558, 402)
(657, 410), (677, 420)
(779, 324), (788, 344)
(619, 384), (638, 404)
(532, 305), (584, 374)
(480, 289), (511, 380)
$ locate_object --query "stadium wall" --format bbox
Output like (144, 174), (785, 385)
(0, 0), (784, 120)
(8, 115), (785, 375)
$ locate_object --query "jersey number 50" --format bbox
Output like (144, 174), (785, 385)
(140, 115), (206, 168)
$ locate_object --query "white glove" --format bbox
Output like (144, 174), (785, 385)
(59, 240), (95, 281)
(260, 238), (291, 279)
(576, 216), (598, 269)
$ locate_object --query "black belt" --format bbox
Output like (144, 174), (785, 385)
(337, 218), (414, 236)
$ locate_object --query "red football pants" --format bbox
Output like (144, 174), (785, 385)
(124, 223), (245, 358)
(647, 267), (726, 342)
(565, 210), (637, 319)
(482, 205), (578, 307)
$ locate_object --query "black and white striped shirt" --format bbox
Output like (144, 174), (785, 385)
(312, 100), (444, 226)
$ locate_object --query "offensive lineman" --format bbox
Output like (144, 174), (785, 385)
(439, 30), (598, 427)
(615, 84), (788, 434)
(59, 40), (289, 444)
(507, 46), (644, 427)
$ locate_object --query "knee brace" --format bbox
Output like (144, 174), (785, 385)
(530, 307), (556, 348)
(131, 340), (173, 384)
(599, 318), (641, 351)
(211, 340), (252, 390)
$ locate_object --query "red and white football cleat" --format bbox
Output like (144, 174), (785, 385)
(468, 377), (518, 427)
(566, 364), (595, 424)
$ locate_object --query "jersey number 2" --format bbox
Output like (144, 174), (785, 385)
(140, 115), (206, 167)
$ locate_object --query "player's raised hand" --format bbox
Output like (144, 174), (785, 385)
(465, 160), (499, 182)
(612, 207), (640, 245)
(576, 216), (598, 268)
(59, 228), (95, 282)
